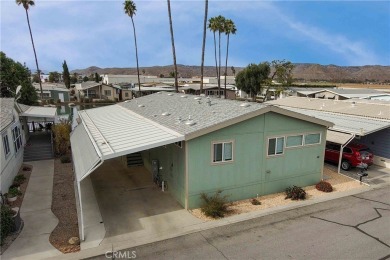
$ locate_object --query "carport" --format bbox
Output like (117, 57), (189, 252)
(280, 107), (390, 172)
(70, 104), (184, 242)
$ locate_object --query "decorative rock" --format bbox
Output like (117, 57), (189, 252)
(68, 236), (80, 245)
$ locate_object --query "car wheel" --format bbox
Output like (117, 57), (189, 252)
(341, 160), (351, 171)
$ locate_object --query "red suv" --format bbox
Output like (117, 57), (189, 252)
(325, 142), (374, 171)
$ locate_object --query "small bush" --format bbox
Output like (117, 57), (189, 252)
(285, 185), (306, 200)
(8, 187), (21, 198)
(84, 98), (90, 103)
(1, 205), (14, 244)
(57, 99), (61, 104)
(200, 190), (229, 218)
(250, 198), (261, 205)
(60, 155), (71, 163)
(315, 181), (333, 193)
(13, 174), (26, 186)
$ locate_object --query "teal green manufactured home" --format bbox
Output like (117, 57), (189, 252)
(143, 111), (328, 209)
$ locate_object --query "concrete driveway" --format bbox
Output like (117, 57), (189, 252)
(90, 158), (202, 245)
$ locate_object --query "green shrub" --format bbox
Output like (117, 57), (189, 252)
(57, 99), (61, 104)
(60, 155), (71, 163)
(200, 190), (229, 218)
(84, 97), (90, 103)
(13, 174), (26, 186)
(285, 185), (306, 200)
(1, 205), (14, 244)
(250, 198), (261, 205)
(8, 187), (21, 198)
(315, 181), (333, 193)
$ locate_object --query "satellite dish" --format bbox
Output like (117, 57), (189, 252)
(15, 85), (22, 101)
(15, 85), (22, 95)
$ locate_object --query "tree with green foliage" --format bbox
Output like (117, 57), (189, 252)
(231, 66), (235, 77)
(83, 76), (89, 82)
(32, 72), (40, 83)
(263, 60), (294, 101)
(70, 73), (78, 84)
(235, 63), (270, 100)
(16, 0), (43, 100)
(0, 52), (38, 105)
(223, 18), (237, 99)
(48, 71), (61, 83)
(200, 0), (208, 95)
(167, 0), (178, 93)
(94, 72), (100, 83)
(62, 60), (70, 88)
(124, 0), (142, 95)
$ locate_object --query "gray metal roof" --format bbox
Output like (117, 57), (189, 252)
(0, 98), (15, 131)
(118, 92), (332, 139)
(75, 81), (102, 90)
(326, 130), (354, 144)
(20, 106), (57, 118)
(181, 84), (235, 91)
(277, 106), (390, 136)
(78, 104), (184, 159)
(269, 96), (390, 120)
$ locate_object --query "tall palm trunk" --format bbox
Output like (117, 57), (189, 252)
(213, 32), (218, 92)
(200, 0), (208, 95)
(167, 0), (178, 92)
(25, 8), (43, 100)
(224, 33), (230, 99)
(131, 17), (141, 96)
(218, 31), (221, 98)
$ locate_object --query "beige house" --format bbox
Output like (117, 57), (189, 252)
(75, 82), (132, 101)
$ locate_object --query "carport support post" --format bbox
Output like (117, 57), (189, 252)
(337, 134), (356, 174)
(77, 180), (85, 241)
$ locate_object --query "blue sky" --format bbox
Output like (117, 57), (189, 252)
(1, 0), (389, 72)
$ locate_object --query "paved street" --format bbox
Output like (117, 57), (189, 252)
(90, 186), (390, 260)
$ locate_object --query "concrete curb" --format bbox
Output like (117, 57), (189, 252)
(47, 181), (390, 260)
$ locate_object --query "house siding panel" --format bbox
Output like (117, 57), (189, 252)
(187, 112), (326, 209)
(359, 128), (390, 159)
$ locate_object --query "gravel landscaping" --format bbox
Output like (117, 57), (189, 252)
(49, 156), (80, 253)
(0, 164), (32, 254)
(190, 166), (364, 221)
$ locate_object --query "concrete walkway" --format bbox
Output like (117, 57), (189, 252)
(2, 160), (61, 260)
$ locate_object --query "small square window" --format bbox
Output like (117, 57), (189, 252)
(212, 141), (233, 163)
(268, 137), (284, 156)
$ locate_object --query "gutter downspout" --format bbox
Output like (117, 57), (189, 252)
(338, 134), (356, 174)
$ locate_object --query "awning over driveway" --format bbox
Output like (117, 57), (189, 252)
(326, 130), (354, 145)
(70, 123), (101, 182)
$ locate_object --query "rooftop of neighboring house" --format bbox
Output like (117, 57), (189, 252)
(75, 81), (102, 90)
(311, 88), (385, 98)
(33, 83), (69, 92)
(0, 98), (15, 131)
(268, 96), (390, 120)
(181, 84), (236, 91)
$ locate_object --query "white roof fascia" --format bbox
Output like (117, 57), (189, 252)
(21, 107), (57, 118)
(326, 130), (354, 144)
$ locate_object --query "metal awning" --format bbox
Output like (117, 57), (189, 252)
(326, 130), (354, 145)
(20, 106), (57, 118)
(70, 123), (101, 182)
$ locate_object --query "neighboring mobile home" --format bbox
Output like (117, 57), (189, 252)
(33, 83), (70, 102)
(0, 98), (25, 193)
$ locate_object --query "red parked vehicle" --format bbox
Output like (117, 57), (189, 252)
(325, 142), (374, 171)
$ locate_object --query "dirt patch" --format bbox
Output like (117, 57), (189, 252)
(190, 166), (363, 221)
(0, 164), (33, 254)
(49, 155), (80, 253)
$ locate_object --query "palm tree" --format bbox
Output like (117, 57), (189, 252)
(200, 0), (208, 95)
(223, 19), (236, 99)
(16, 0), (43, 100)
(124, 0), (141, 95)
(167, 0), (178, 92)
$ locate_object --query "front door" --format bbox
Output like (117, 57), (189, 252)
(58, 93), (64, 102)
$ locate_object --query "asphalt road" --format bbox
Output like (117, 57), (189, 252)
(91, 186), (390, 260)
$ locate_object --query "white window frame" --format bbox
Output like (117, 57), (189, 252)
(304, 132), (322, 146)
(12, 126), (22, 154)
(267, 136), (285, 157)
(211, 140), (234, 164)
(2, 133), (11, 159)
(285, 134), (304, 148)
